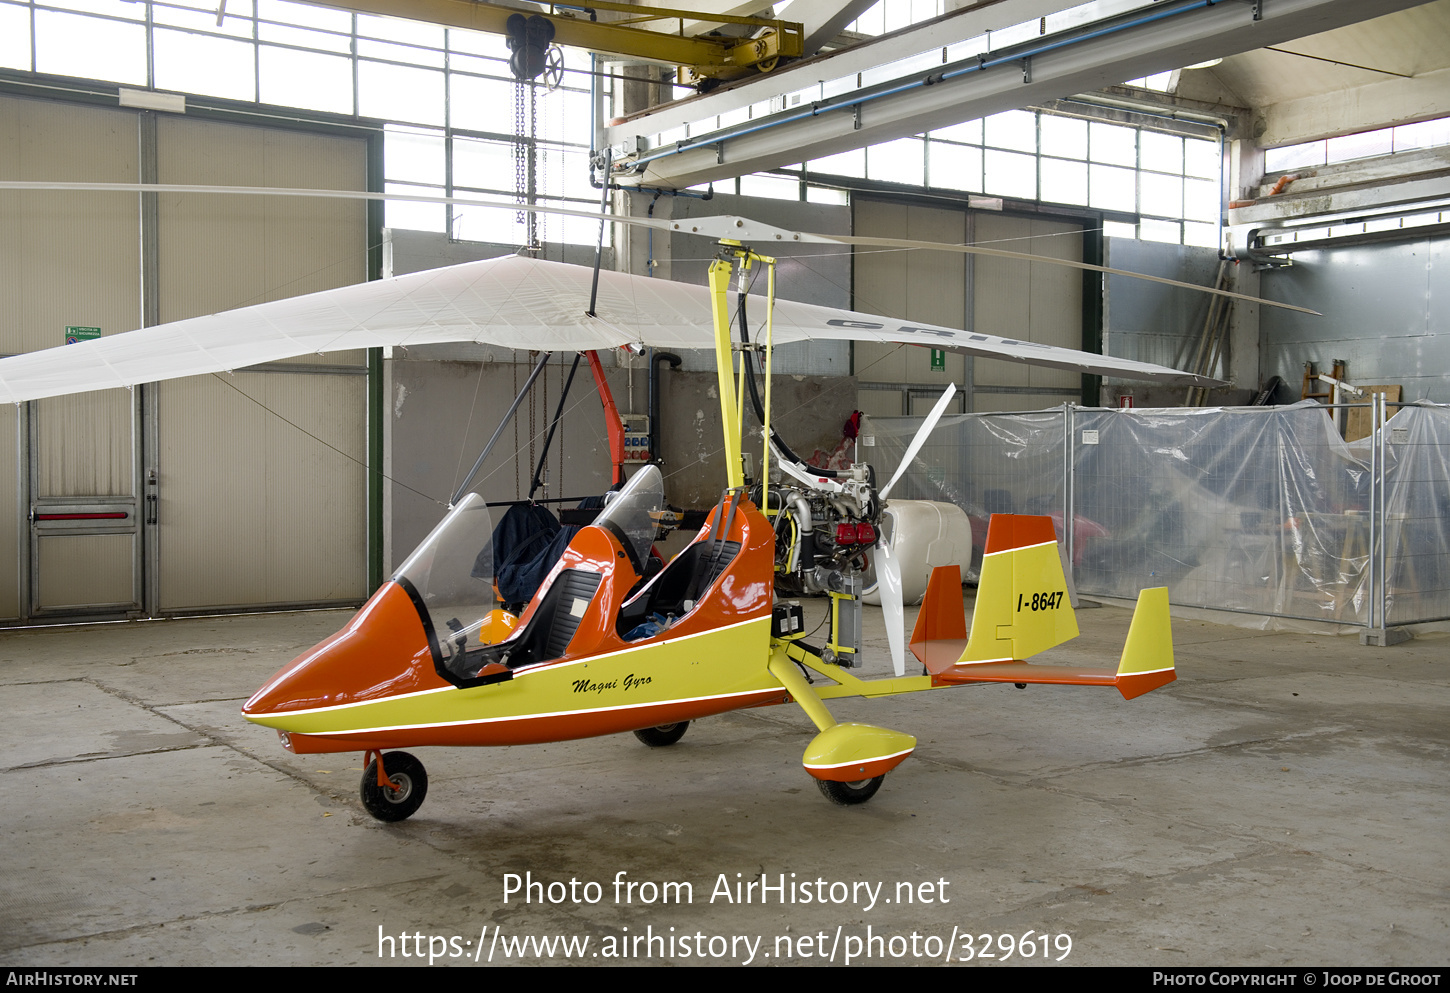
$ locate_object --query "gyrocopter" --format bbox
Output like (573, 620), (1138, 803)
(0, 194), (1238, 820)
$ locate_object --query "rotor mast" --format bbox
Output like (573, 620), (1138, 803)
(708, 242), (776, 496)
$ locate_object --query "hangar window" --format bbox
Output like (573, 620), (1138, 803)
(1, 0), (1224, 249)
(789, 110), (1223, 248)
(0, 0), (608, 248)
(848, 0), (948, 37)
(33, 8), (147, 84)
(1265, 116), (1450, 173)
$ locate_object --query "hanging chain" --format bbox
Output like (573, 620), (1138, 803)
(514, 76), (539, 498)
(514, 78), (528, 233)
(533, 80), (545, 251)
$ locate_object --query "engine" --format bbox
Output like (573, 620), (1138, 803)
(765, 461), (881, 597)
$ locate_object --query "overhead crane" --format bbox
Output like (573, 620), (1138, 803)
(305, 0), (805, 86)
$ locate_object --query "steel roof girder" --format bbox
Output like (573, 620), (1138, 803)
(614, 0), (1436, 189)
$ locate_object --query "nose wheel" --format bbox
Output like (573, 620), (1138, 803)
(816, 775), (884, 806)
(361, 750), (428, 822)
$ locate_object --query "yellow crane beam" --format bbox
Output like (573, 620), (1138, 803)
(309, 0), (802, 75)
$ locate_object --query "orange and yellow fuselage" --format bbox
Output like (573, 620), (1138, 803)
(243, 497), (788, 754)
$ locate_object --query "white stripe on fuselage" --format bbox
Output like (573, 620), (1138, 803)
(292, 687), (785, 738)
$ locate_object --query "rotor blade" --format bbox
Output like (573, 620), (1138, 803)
(0, 180), (670, 236)
(877, 542), (906, 678)
(666, 216), (1320, 318)
(0, 258), (1219, 404)
(824, 233), (1321, 317)
(880, 383), (957, 502)
(0, 181), (1320, 317)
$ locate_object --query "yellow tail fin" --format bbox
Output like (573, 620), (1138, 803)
(961, 515), (1079, 663)
(1113, 586), (1176, 699)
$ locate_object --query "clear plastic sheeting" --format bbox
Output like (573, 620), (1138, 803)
(863, 409), (1067, 583)
(1362, 404), (1450, 627)
(864, 401), (1450, 634)
(1070, 404), (1370, 627)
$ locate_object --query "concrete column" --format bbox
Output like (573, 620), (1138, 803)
(1227, 260), (1261, 393)
(1226, 138), (1264, 393)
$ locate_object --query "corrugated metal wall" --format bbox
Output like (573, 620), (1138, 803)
(852, 198), (1084, 415)
(154, 116), (368, 611)
(0, 91), (370, 621)
(1103, 238), (1222, 373)
(971, 213), (1083, 412)
(157, 374), (366, 609)
(853, 199), (969, 398)
(1259, 235), (1450, 405)
(0, 95), (142, 618)
(0, 405), (13, 616)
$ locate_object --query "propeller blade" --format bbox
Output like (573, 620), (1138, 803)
(877, 541), (907, 677)
(880, 383), (957, 502)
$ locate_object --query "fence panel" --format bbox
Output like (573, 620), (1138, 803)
(1373, 404), (1450, 626)
(1072, 404), (1370, 625)
(865, 410), (1065, 582)
(864, 401), (1401, 629)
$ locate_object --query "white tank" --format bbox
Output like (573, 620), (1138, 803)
(863, 500), (974, 605)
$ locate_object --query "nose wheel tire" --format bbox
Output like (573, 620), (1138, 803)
(817, 775), (884, 806)
(633, 721), (690, 747)
(361, 751), (428, 822)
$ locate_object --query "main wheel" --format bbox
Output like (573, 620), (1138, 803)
(633, 722), (689, 747)
(817, 775), (884, 806)
(360, 751), (428, 822)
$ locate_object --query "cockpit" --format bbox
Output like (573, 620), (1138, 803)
(393, 465), (675, 686)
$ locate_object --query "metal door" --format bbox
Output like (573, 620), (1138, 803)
(26, 391), (143, 618)
(2, 94), (144, 621)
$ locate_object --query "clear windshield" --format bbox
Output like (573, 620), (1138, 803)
(595, 464), (665, 569)
(392, 493), (498, 671)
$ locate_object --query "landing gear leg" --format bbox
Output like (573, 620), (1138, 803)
(360, 750), (428, 822)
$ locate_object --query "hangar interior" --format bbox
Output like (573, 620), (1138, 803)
(1, 0), (1447, 634)
(0, 0), (1447, 968)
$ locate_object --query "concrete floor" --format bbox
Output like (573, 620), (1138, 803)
(0, 597), (1445, 967)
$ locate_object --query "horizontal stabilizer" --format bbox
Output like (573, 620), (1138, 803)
(932, 659), (1118, 687)
(927, 586), (1176, 699)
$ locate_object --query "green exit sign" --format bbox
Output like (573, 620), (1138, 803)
(930, 348), (945, 371)
(65, 326), (101, 344)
